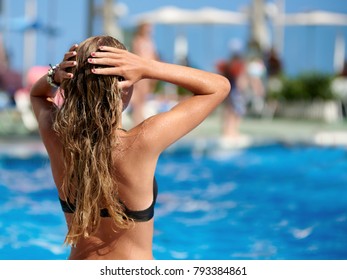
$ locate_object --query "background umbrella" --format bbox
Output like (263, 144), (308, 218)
(132, 6), (247, 64)
(280, 10), (347, 72)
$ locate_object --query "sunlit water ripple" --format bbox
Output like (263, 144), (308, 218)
(1, 143), (347, 260)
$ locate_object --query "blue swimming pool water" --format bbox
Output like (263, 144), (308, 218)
(0, 143), (347, 260)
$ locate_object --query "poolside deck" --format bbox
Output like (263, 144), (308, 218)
(186, 112), (347, 147)
(1, 107), (347, 154)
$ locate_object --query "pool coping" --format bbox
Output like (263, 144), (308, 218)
(167, 133), (347, 153)
(1, 131), (347, 157)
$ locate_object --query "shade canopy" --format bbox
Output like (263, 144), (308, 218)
(133, 6), (347, 27)
(281, 10), (347, 26)
(132, 6), (248, 25)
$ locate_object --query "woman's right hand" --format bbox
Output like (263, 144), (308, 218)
(54, 44), (78, 85)
(88, 46), (150, 91)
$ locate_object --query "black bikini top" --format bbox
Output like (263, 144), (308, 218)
(59, 178), (158, 222)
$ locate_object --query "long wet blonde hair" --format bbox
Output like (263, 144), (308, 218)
(53, 36), (131, 246)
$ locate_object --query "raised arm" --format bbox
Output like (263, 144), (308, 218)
(89, 46), (230, 153)
(30, 44), (78, 127)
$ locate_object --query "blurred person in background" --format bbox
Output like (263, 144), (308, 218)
(216, 39), (248, 139)
(262, 47), (283, 118)
(14, 66), (48, 132)
(216, 53), (248, 138)
(30, 35), (230, 259)
(0, 43), (22, 108)
(130, 21), (159, 126)
(244, 40), (266, 117)
(265, 47), (283, 94)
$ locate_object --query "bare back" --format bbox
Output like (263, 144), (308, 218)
(43, 121), (159, 260)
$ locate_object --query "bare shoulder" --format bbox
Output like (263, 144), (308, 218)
(129, 112), (183, 156)
(37, 109), (61, 156)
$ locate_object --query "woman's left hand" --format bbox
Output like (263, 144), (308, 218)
(87, 46), (151, 92)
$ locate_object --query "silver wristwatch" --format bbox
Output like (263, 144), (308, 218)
(47, 64), (60, 88)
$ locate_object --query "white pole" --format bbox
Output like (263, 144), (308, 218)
(2, 0), (10, 61)
(174, 28), (188, 65)
(87, 0), (95, 37)
(103, 0), (123, 41)
(274, 0), (285, 56)
(334, 32), (345, 74)
(250, 0), (269, 51)
(23, 0), (37, 87)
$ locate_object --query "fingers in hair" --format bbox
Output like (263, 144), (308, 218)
(91, 67), (121, 76)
